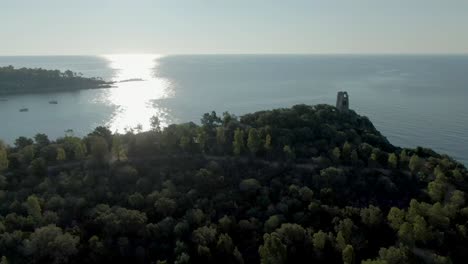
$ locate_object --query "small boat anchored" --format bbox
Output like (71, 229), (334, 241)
(49, 100), (58, 104)
(19, 108), (29, 112)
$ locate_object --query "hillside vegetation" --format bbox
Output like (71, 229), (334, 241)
(0, 66), (109, 94)
(0, 104), (466, 263)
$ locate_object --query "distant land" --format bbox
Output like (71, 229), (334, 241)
(0, 104), (466, 263)
(0, 54), (467, 167)
(0, 66), (112, 95)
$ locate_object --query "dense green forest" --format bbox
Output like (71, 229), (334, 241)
(0, 104), (467, 263)
(0, 66), (110, 94)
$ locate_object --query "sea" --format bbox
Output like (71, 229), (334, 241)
(0, 54), (467, 165)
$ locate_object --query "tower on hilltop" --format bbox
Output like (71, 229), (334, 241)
(336, 91), (349, 112)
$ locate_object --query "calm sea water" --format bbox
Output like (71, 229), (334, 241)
(0, 55), (467, 165)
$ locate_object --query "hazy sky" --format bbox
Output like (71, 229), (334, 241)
(2, 0), (468, 55)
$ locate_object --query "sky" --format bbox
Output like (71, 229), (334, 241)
(1, 0), (468, 55)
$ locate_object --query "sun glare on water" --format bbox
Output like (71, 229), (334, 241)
(99, 54), (172, 133)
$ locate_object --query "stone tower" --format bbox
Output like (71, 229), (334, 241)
(336, 91), (349, 112)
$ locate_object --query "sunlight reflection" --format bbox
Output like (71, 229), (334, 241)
(99, 54), (173, 132)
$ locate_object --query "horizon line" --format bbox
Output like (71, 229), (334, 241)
(1, 52), (468, 57)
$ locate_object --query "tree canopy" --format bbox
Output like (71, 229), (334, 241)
(0, 66), (109, 94)
(0, 104), (466, 263)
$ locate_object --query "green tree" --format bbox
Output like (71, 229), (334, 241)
(360, 205), (383, 227)
(216, 127), (226, 145)
(342, 142), (352, 161)
(15, 136), (33, 149)
(89, 136), (109, 163)
(430, 254), (451, 264)
(29, 158), (47, 177)
(20, 145), (35, 164)
(409, 154), (423, 172)
(388, 153), (398, 169)
(192, 225), (217, 246)
(378, 246), (409, 264)
(335, 218), (354, 249)
(387, 207), (405, 230)
(128, 192), (145, 209)
(187, 209), (205, 226)
(179, 136), (191, 152)
(264, 215), (283, 233)
(275, 223), (307, 245)
(336, 232), (347, 250)
(174, 221), (190, 238)
(201, 111), (221, 129)
(239, 178), (261, 193)
(452, 169), (463, 182)
(64, 70), (74, 78)
(427, 203), (450, 228)
(73, 140), (86, 160)
(369, 152), (379, 167)
(400, 150), (409, 166)
(449, 190), (465, 208)
(247, 128), (262, 155)
(88, 235), (105, 260)
(233, 128), (245, 156)
(34, 133), (50, 147)
(283, 145), (295, 161)
(0, 256), (8, 264)
(413, 215), (431, 243)
(320, 167), (345, 186)
(350, 150), (359, 165)
(111, 136), (127, 161)
(331, 147), (341, 162)
(25, 195), (42, 220)
(150, 115), (161, 132)
(91, 206), (147, 236)
(218, 215), (233, 233)
(175, 253), (190, 264)
(264, 134), (272, 153)
(0, 174), (6, 189)
(23, 225), (79, 263)
(154, 197), (176, 217)
(88, 126), (112, 146)
(428, 180), (446, 202)
(56, 147), (66, 161)
(299, 186), (314, 202)
(216, 233), (234, 254)
(259, 233), (287, 264)
(196, 129), (208, 153)
(312, 230), (327, 250)
(0, 142), (8, 171)
(342, 244), (355, 264)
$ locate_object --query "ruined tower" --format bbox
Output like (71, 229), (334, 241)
(336, 91), (349, 112)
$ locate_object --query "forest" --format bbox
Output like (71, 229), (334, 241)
(0, 104), (467, 263)
(0, 66), (110, 94)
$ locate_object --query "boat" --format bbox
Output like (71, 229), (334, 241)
(19, 108), (29, 112)
(49, 100), (58, 104)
